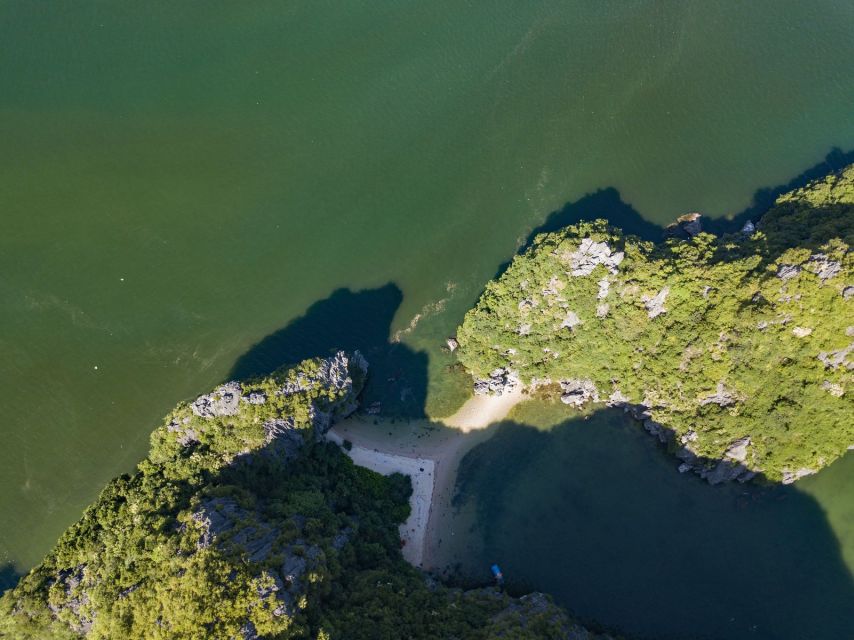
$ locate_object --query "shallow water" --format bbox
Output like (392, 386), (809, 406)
(1, 3), (853, 627)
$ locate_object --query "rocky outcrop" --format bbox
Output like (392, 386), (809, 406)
(559, 379), (599, 407)
(192, 381), (242, 418)
(643, 287), (669, 318)
(818, 343), (853, 370)
(698, 382), (740, 408)
(473, 368), (520, 396)
(806, 253), (842, 281)
(665, 212), (703, 238)
(565, 238), (624, 277)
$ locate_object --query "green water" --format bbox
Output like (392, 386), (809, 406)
(450, 403), (854, 639)
(1, 1), (853, 634)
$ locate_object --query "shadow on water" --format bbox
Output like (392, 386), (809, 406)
(0, 563), (22, 595)
(452, 410), (854, 640)
(704, 147), (854, 235)
(229, 284), (428, 418)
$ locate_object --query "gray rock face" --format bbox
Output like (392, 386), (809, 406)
(245, 391), (267, 405)
(192, 381), (242, 419)
(807, 253), (842, 281)
(677, 212), (702, 237)
(446, 337), (459, 352)
(279, 350), (367, 397)
(559, 379), (599, 407)
(818, 343), (853, 370)
(698, 382), (739, 407)
(559, 311), (582, 330)
(46, 565), (94, 635)
(567, 238), (624, 277)
(643, 287), (670, 319)
(781, 467), (816, 484)
(724, 436), (751, 462)
(776, 264), (801, 280)
(741, 220), (756, 235)
(473, 368), (520, 396)
(167, 418), (199, 447)
(843, 285), (854, 299)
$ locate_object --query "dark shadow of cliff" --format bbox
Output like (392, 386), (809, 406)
(229, 284), (428, 418)
(494, 188), (663, 280)
(703, 147), (854, 236)
(0, 562), (22, 594)
(449, 408), (854, 640)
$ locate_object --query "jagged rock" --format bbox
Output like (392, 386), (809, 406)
(606, 389), (629, 406)
(597, 278), (610, 300)
(666, 212), (703, 238)
(167, 419), (199, 447)
(517, 323), (532, 336)
(474, 368), (520, 396)
(566, 238), (624, 276)
(262, 417), (304, 458)
(559, 379), (599, 407)
(518, 298), (537, 313)
(46, 565), (94, 635)
(559, 311), (582, 330)
(279, 350), (366, 398)
(807, 253), (842, 281)
(741, 220), (756, 235)
(699, 382), (739, 407)
(781, 467), (816, 484)
(245, 391), (267, 405)
(792, 326), (812, 338)
(680, 430), (698, 444)
(643, 287), (669, 318)
(843, 285), (854, 299)
(596, 303), (610, 318)
(776, 264), (801, 280)
(818, 343), (853, 370)
(724, 436), (751, 462)
(702, 460), (752, 485)
(446, 337), (458, 352)
(192, 381), (242, 419)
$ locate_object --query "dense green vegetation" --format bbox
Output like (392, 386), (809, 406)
(458, 167), (854, 483)
(1, 352), (595, 639)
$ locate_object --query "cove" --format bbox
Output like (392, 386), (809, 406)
(443, 401), (854, 639)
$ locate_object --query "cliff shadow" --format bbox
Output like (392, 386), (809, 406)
(450, 409), (854, 640)
(0, 562), (21, 594)
(703, 146), (854, 236)
(493, 188), (663, 281)
(229, 284), (428, 419)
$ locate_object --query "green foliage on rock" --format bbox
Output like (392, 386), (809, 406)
(1, 352), (593, 639)
(457, 166), (854, 484)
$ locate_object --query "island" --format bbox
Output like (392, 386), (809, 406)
(2, 165), (851, 639)
(456, 165), (853, 484)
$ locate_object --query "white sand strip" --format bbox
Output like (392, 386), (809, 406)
(327, 429), (435, 567)
(442, 387), (525, 432)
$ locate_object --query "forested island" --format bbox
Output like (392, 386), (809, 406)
(458, 166), (853, 484)
(2, 166), (852, 639)
(0, 353), (599, 639)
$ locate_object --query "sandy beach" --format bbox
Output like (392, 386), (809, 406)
(328, 390), (526, 570)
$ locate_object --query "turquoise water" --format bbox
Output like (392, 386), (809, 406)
(1, 2), (853, 634)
